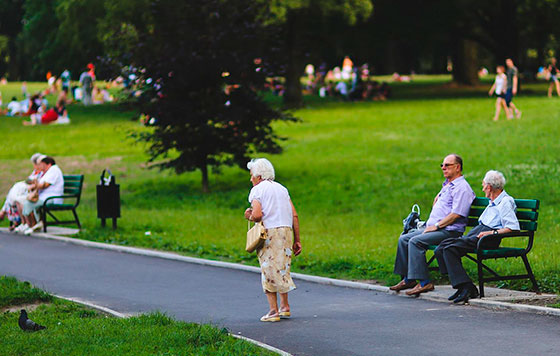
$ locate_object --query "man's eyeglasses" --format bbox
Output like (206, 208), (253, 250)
(440, 163), (457, 168)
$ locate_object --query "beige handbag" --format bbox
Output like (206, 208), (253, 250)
(246, 221), (267, 253)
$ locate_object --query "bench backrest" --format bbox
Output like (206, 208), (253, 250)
(467, 196), (539, 232)
(63, 175), (84, 197)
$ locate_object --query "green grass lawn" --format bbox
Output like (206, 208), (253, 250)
(0, 276), (273, 356)
(1, 78), (559, 293)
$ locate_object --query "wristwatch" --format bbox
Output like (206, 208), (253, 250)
(435, 222), (441, 230)
(493, 229), (499, 235)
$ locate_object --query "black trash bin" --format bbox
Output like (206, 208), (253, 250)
(96, 169), (121, 229)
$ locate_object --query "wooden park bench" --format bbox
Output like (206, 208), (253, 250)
(427, 196), (540, 297)
(40, 174), (84, 233)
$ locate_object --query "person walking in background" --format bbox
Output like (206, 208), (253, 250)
(547, 58), (560, 98)
(390, 154), (475, 296)
(505, 58), (522, 119)
(244, 158), (302, 322)
(79, 65), (94, 106)
(488, 65), (511, 121)
(60, 69), (71, 94)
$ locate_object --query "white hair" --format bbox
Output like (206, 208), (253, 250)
(247, 158), (275, 180)
(30, 153), (43, 164)
(483, 170), (506, 190)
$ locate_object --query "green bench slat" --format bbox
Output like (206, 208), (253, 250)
(519, 221), (537, 231)
(64, 188), (80, 194)
(517, 210), (538, 221)
(515, 199), (539, 210)
(45, 203), (75, 210)
(480, 247), (525, 257)
(63, 175), (83, 180)
(64, 181), (82, 187)
(471, 197), (489, 206)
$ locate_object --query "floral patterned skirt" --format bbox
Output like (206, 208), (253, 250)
(257, 227), (296, 294)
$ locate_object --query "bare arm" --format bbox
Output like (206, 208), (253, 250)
(488, 82), (496, 95)
(513, 75), (518, 94)
(477, 227), (513, 239)
(291, 200), (302, 256)
(244, 199), (263, 222)
(423, 212), (462, 233)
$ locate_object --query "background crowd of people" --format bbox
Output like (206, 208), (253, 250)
(0, 63), (116, 125)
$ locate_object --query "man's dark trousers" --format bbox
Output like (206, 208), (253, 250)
(435, 225), (501, 288)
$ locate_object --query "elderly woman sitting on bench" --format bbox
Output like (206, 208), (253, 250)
(15, 156), (64, 235)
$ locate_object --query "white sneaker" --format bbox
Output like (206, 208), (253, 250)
(31, 221), (43, 232)
(24, 228), (33, 235)
(15, 224), (28, 233)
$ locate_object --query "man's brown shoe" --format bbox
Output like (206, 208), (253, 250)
(389, 279), (417, 291)
(405, 282), (435, 296)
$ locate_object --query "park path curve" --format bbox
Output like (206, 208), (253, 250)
(1, 232), (560, 356)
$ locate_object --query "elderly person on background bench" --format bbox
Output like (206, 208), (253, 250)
(434, 170), (519, 304)
(390, 154), (475, 296)
(0, 153), (44, 230)
(15, 156), (64, 235)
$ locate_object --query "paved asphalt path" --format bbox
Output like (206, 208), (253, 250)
(1, 232), (560, 356)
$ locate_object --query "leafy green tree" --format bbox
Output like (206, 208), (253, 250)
(15, 0), (104, 80)
(107, 0), (297, 192)
(0, 0), (24, 79)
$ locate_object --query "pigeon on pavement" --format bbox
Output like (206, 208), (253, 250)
(18, 309), (46, 331)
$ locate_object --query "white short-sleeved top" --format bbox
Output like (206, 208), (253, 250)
(248, 180), (293, 229)
(39, 165), (64, 204)
(495, 73), (507, 95)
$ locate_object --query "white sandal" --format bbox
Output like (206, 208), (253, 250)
(260, 312), (280, 322)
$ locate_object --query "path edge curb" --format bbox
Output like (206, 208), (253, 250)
(54, 294), (292, 356)
(14, 229), (560, 318)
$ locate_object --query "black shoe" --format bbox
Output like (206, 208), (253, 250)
(448, 289), (461, 301)
(453, 284), (479, 304)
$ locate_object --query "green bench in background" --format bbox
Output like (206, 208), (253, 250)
(427, 197), (540, 297)
(40, 174), (84, 233)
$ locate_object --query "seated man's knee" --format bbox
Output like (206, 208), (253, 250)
(409, 235), (426, 249)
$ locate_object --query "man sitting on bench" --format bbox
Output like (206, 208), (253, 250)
(390, 154), (475, 296)
(434, 170), (519, 304)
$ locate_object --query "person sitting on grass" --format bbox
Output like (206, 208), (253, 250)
(390, 154), (475, 296)
(23, 100), (68, 126)
(434, 170), (519, 304)
(4, 97), (24, 116)
(15, 156), (64, 235)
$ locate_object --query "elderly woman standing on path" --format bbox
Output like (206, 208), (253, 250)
(244, 158), (302, 322)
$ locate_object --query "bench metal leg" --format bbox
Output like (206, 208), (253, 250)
(73, 209), (81, 229)
(41, 208), (47, 233)
(477, 258), (485, 298)
(521, 255), (540, 294)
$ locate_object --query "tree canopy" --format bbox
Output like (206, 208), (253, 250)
(108, 0), (297, 191)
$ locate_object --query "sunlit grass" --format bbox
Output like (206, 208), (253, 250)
(1, 79), (559, 292)
(0, 277), (273, 356)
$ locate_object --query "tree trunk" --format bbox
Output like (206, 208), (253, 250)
(452, 39), (479, 86)
(201, 163), (209, 193)
(283, 11), (304, 109)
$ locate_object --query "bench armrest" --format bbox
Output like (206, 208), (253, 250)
(477, 231), (533, 252)
(42, 195), (78, 206)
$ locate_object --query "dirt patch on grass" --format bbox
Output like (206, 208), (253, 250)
(1, 302), (51, 313)
(507, 297), (560, 308)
